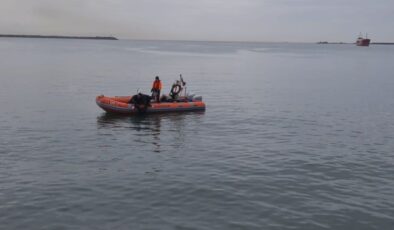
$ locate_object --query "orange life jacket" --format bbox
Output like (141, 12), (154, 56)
(152, 80), (162, 90)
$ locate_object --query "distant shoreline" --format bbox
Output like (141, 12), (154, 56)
(371, 42), (394, 45)
(316, 42), (348, 44)
(0, 34), (118, 40)
(317, 41), (394, 45)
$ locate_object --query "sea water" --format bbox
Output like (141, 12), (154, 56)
(0, 38), (394, 229)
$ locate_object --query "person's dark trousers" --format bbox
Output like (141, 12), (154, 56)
(152, 90), (160, 102)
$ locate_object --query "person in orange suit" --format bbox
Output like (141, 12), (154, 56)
(151, 76), (162, 102)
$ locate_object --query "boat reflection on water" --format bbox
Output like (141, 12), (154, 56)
(96, 111), (205, 153)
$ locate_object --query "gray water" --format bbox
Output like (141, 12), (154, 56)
(1, 38), (394, 230)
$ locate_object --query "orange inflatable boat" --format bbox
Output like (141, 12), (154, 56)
(96, 95), (206, 115)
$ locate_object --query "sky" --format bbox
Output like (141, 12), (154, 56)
(1, 0), (393, 42)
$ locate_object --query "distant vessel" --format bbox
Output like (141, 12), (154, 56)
(356, 33), (370, 47)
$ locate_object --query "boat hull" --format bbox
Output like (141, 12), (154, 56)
(96, 95), (206, 115)
(356, 38), (370, 46)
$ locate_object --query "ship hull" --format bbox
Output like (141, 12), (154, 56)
(356, 38), (370, 47)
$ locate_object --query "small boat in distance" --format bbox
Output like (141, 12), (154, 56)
(356, 33), (371, 47)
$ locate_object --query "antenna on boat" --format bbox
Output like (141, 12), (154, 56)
(180, 74), (187, 96)
(180, 74), (185, 85)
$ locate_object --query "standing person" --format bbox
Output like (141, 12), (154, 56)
(151, 76), (162, 103)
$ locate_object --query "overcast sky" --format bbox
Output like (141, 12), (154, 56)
(1, 0), (393, 42)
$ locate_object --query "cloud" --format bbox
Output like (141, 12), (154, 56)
(0, 0), (393, 42)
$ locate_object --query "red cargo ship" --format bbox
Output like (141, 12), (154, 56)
(356, 33), (370, 46)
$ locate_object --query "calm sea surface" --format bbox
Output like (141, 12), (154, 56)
(1, 38), (394, 229)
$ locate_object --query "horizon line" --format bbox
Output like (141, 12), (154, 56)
(0, 32), (356, 43)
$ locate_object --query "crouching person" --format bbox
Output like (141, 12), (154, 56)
(129, 93), (152, 113)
